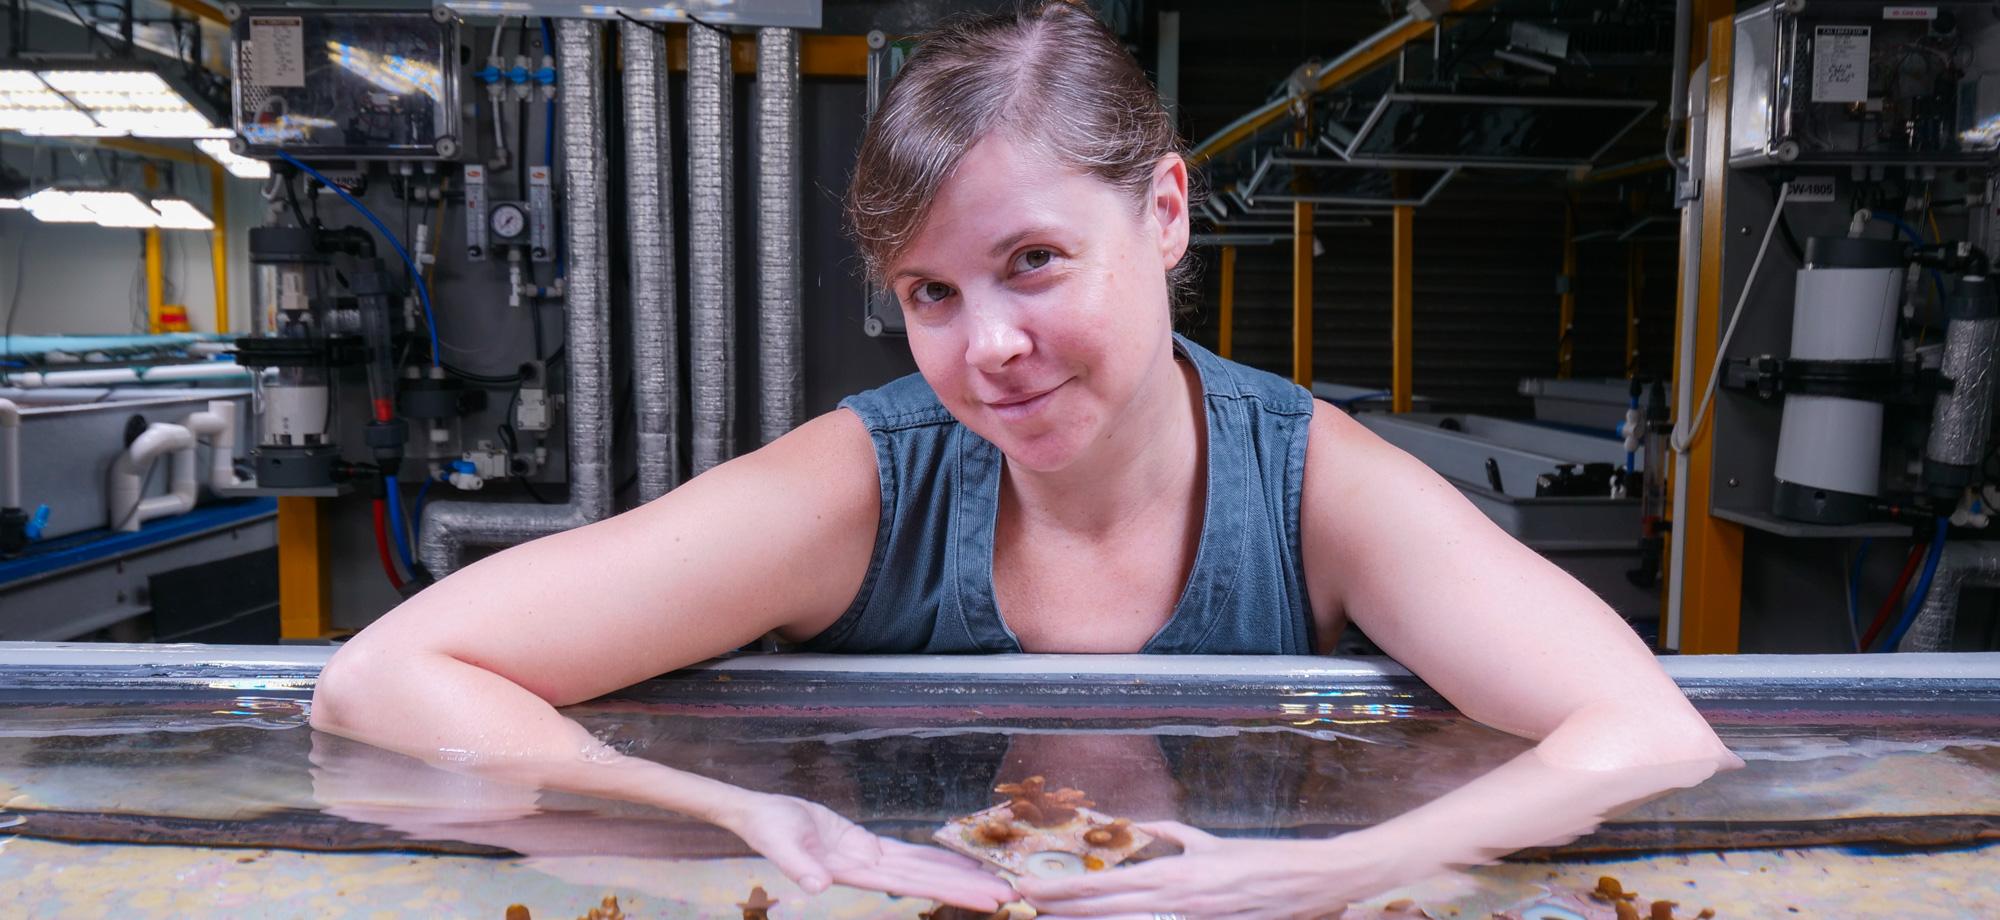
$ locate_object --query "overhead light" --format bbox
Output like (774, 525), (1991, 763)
(195, 138), (271, 179)
(0, 198), (22, 210)
(149, 197), (215, 230)
(0, 65), (228, 139)
(17, 188), (213, 230)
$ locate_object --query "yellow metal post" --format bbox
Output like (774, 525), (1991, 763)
(208, 162), (229, 332)
(1558, 193), (1576, 378)
(1392, 205), (1415, 412)
(1670, 14), (1745, 654)
(1218, 245), (1237, 360)
(142, 164), (165, 334)
(277, 497), (332, 639)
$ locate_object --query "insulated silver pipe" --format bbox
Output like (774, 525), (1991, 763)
(756, 27), (802, 445)
(1901, 541), (2000, 651)
(421, 19), (613, 577)
(688, 22), (735, 475)
(624, 21), (680, 501)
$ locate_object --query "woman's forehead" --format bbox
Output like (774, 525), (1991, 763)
(898, 136), (1123, 260)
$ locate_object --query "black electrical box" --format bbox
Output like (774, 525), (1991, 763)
(231, 7), (463, 160)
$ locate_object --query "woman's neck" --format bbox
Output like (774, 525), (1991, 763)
(1002, 340), (1204, 537)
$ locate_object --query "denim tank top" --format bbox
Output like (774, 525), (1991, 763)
(802, 333), (1317, 654)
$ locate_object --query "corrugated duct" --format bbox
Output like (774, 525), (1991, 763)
(688, 22), (735, 475)
(756, 27), (803, 444)
(1901, 541), (2000, 651)
(624, 21), (680, 501)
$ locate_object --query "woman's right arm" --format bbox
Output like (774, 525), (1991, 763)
(310, 410), (1013, 908)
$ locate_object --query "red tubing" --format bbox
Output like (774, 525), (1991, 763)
(1860, 542), (1927, 651)
(372, 500), (406, 592)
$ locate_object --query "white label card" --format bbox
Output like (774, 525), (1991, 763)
(1812, 26), (1870, 104)
(247, 17), (306, 88)
(1785, 176), (1838, 203)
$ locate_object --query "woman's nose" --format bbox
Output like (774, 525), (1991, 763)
(964, 304), (1032, 373)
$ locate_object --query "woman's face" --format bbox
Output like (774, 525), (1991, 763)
(886, 134), (1190, 472)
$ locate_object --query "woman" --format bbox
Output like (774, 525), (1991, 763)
(311, 3), (1738, 917)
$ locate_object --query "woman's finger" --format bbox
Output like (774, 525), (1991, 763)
(877, 836), (995, 870)
(750, 834), (833, 894)
(835, 864), (1014, 911)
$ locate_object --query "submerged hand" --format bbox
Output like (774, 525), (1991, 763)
(1018, 822), (1392, 920)
(720, 793), (1018, 912)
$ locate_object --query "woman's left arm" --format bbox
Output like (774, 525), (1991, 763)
(1020, 404), (1741, 919)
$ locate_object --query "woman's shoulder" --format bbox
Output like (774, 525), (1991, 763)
(1175, 334), (1315, 417)
(838, 371), (961, 432)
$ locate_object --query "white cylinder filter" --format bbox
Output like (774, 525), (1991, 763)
(1773, 238), (1906, 524)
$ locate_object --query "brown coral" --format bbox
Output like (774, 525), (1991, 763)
(506, 907), (531, 920)
(738, 886), (779, 920)
(973, 817), (1026, 846)
(993, 776), (1093, 827)
(579, 895), (625, 920)
(1082, 818), (1134, 849)
(1649, 902), (1680, 920)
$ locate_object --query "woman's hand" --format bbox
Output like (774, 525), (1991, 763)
(1017, 822), (1392, 920)
(718, 793), (1019, 912)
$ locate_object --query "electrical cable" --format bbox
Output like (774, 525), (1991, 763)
(371, 499), (406, 591)
(1866, 209), (1949, 306)
(1672, 183), (1792, 454)
(384, 473), (416, 573)
(541, 17), (557, 169)
(276, 152), (442, 369)
(1860, 540), (1927, 650)
(1879, 518), (1951, 652)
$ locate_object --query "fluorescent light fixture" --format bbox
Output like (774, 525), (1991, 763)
(0, 65), (228, 139)
(196, 138), (272, 179)
(17, 188), (203, 229)
(0, 198), (22, 210)
(148, 198), (215, 230)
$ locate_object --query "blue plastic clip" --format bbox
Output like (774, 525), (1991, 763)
(534, 66), (557, 87)
(476, 65), (505, 86)
(507, 65), (531, 85)
(25, 504), (49, 540)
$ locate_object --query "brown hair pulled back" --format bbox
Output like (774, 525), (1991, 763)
(845, 0), (1198, 307)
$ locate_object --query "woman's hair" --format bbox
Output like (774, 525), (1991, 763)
(845, 0), (1199, 309)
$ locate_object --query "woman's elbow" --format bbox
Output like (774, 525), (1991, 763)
(310, 639), (391, 736)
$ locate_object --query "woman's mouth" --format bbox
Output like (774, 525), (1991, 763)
(987, 380), (1067, 421)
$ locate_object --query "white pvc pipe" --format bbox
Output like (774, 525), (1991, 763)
(183, 400), (247, 491)
(0, 398), (19, 509)
(107, 423), (198, 532)
(5, 363), (250, 389)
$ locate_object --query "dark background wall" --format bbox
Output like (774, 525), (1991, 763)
(799, 0), (1681, 419)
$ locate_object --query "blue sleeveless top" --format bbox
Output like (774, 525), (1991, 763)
(803, 333), (1318, 655)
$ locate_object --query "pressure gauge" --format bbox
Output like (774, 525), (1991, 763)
(489, 202), (529, 242)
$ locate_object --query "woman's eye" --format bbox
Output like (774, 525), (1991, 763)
(1014, 248), (1053, 272)
(910, 281), (955, 305)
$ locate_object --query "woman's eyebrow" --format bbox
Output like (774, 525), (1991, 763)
(987, 226), (1061, 257)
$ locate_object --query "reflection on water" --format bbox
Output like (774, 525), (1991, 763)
(0, 673), (1994, 917)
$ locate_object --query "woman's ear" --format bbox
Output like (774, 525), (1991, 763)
(1150, 154), (1190, 270)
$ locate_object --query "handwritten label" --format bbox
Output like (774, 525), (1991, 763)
(247, 17), (305, 88)
(1812, 25), (1870, 104)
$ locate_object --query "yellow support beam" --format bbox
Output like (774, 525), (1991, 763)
(278, 497), (332, 639)
(1189, 0), (1493, 167)
(664, 29), (870, 77)
(1218, 245), (1237, 360)
(160, 0), (228, 26)
(208, 161), (229, 332)
(1672, 13), (1745, 654)
(1558, 193), (1576, 379)
(1391, 205), (1414, 413)
(142, 164), (165, 334)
